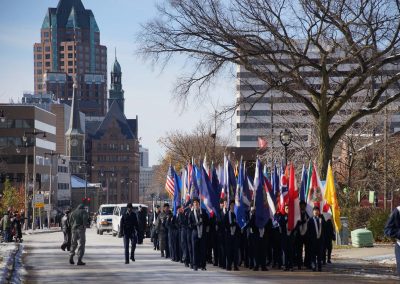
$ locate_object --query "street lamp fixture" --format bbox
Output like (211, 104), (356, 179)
(23, 130), (47, 230)
(279, 128), (293, 167)
(0, 110), (6, 123)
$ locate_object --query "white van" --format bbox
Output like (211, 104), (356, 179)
(96, 204), (116, 235)
(112, 203), (148, 237)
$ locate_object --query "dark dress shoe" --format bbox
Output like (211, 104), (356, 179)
(130, 257), (135, 262)
(125, 261), (129, 264)
(77, 260), (86, 266)
(234, 267), (239, 271)
(261, 267), (268, 271)
(69, 257), (74, 265)
(253, 267), (259, 271)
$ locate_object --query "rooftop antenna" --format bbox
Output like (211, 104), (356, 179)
(115, 47), (117, 60)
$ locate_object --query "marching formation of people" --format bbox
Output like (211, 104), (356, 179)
(150, 198), (335, 272)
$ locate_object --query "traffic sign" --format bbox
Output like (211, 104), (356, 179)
(44, 204), (51, 211)
(34, 194), (44, 208)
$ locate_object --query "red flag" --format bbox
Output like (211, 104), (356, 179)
(288, 163), (300, 232)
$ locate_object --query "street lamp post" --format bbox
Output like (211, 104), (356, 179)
(23, 131), (46, 230)
(44, 151), (60, 228)
(279, 128), (293, 167)
(16, 141), (30, 230)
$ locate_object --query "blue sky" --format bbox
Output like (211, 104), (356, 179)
(0, 0), (235, 166)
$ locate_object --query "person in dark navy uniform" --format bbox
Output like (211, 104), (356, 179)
(308, 206), (325, 272)
(295, 201), (310, 269)
(224, 200), (240, 271)
(384, 206), (400, 275)
(216, 199), (227, 269)
(188, 197), (208, 271)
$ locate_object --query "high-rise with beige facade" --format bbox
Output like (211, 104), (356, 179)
(33, 0), (107, 117)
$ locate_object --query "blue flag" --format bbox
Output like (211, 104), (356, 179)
(211, 165), (222, 199)
(254, 159), (269, 229)
(173, 169), (182, 215)
(235, 160), (250, 229)
(299, 164), (308, 202)
(200, 165), (219, 217)
(190, 165), (200, 200)
(271, 163), (279, 204)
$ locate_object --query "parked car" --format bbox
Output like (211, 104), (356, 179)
(96, 204), (116, 235)
(112, 203), (148, 237)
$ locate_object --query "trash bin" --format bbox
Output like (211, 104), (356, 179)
(351, 228), (374, 247)
(337, 217), (349, 245)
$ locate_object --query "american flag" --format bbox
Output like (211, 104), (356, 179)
(165, 165), (175, 196)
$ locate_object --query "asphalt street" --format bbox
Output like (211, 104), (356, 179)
(22, 228), (398, 284)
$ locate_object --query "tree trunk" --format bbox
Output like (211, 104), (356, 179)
(317, 114), (333, 180)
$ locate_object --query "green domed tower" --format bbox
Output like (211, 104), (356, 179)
(108, 50), (125, 113)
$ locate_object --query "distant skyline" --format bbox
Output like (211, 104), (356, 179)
(0, 0), (235, 166)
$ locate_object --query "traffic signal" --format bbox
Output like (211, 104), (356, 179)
(82, 197), (91, 203)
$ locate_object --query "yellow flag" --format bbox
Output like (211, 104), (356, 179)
(324, 162), (341, 232)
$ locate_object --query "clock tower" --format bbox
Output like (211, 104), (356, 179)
(65, 79), (85, 174)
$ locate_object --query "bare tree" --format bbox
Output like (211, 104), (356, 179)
(152, 120), (229, 195)
(138, 0), (400, 178)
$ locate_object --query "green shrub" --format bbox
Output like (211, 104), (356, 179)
(342, 207), (391, 242)
(367, 209), (391, 242)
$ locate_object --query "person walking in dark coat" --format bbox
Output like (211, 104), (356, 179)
(150, 205), (161, 250)
(224, 200), (240, 271)
(137, 205), (147, 244)
(216, 199), (227, 269)
(323, 213), (335, 264)
(0, 211), (11, 243)
(156, 203), (171, 258)
(61, 209), (71, 251)
(384, 206), (400, 275)
(119, 203), (139, 264)
(308, 206), (325, 272)
(188, 197), (208, 271)
(279, 204), (295, 271)
(295, 201), (310, 269)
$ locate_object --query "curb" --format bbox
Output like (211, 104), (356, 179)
(0, 243), (21, 284)
(23, 229), (61, 236)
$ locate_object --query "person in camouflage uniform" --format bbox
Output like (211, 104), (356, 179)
(69, 204), (88, 265)
(156, 203), (171, 257)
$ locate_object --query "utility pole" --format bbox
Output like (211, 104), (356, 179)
(384, 107), (388, 210)
(270, 92), (274, 168)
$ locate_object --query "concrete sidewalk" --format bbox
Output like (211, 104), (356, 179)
(333, 244), (395, 265)
(23, 227), (61, 235)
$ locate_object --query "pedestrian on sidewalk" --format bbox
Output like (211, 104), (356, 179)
(61, 209), (71, 251)
(69, 203), (88, 266)
(0, 210), (11, 242)
(384, 206), (400, 276)
(119, 203), (139, 264)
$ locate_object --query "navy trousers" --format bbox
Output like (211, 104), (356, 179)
(123, 233), (137, 262)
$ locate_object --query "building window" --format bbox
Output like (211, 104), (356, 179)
(60, 54), (64, 59)
(36, 46), (42, 52)
(126, 144), (130, 151)
(68, 53), (73, 59)
(45, 54), (50, 59)
(60, 61), (64, 66)
(44, 32), (49, 38)
(68, 61), (73, 66)
(45, 62), (50, 67)
(37, 69), (42, 74)
(45, 46), (50, 52)
(68, 46), (73, 51)
(36, 54), (42, 60)
(60, 46), (64, 51)
(36, 62), (42, 67)
(68, 68), (73, 73)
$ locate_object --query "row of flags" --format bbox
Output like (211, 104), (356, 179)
(165, 156), (341, 232)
